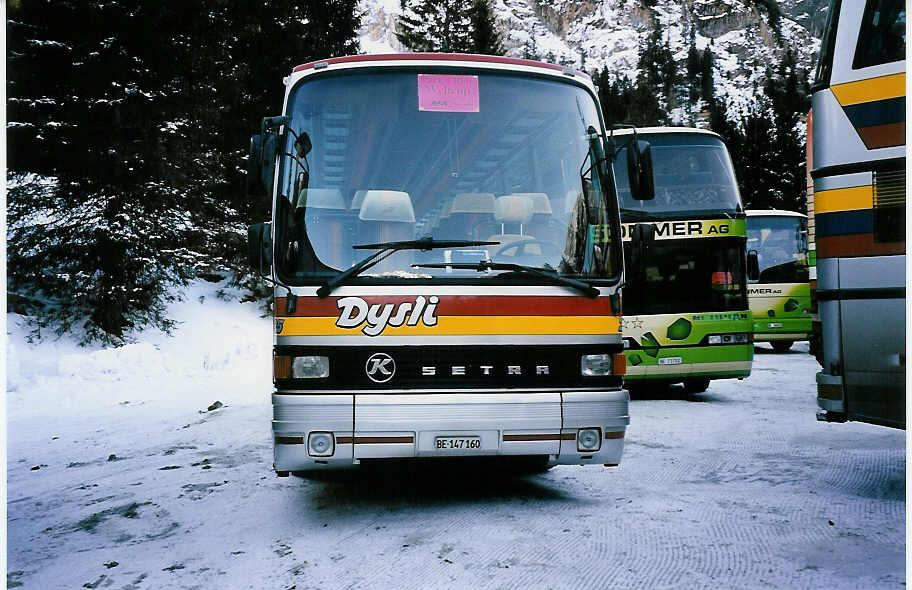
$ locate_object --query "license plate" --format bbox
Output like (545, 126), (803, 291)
(768, 322), (782, 328)
(659, 357), (682, 365)
(435, 436), (481, 450)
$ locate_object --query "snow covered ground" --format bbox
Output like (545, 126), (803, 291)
(6, 280), (905, 589)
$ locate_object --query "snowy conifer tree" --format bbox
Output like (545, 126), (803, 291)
(396, 0), (474, 53)
(7, 0), (361, 343)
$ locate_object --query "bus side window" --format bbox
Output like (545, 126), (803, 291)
(853, 0), (906, 69)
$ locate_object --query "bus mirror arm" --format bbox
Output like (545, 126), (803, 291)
(747, 249), (760, 281)
(246, 222), (298, 312)
(247, 222), (273, 275)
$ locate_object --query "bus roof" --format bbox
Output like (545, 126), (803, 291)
(745, 209), (808, 219)
(610, 126), (722, 139)
(292, 53), (588, 79)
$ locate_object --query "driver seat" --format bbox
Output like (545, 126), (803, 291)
(488, 194), (536, 253)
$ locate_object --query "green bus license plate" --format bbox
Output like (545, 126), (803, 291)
(435, 437), (481, 450)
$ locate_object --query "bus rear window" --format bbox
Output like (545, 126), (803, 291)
(853, 0), (906, 69)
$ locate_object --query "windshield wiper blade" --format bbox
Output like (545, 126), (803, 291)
(412, 261), (599, 298)
(316, 237), (499, 298)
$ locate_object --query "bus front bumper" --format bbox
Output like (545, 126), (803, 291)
(272, 390), (629, 472)
(624, 344), (753, 381)
(752, 317), (812, 342)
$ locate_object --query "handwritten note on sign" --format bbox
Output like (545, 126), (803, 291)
(418, 74), (480, 113)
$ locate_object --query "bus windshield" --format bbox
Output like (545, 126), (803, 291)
(622, 237), (747, 315)
(746, 215), (809, 283)
(274, 70), (621, 286)
(613, 133), (741, 217)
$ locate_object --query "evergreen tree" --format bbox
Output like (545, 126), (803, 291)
(761, 49), (810, 212)
(700, 45), (715, 103)
(632, 17), (675, 125)
(522, 36), (541, 60)
(469, 0), (505, 55)
(396, 0), (473, 53)
(686, 27), (702, 104)
(7, 0), (362, 343)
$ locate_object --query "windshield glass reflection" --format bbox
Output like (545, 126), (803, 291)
(613, 133), (741, 216)
(274, 71), (620, 284)
(746, 214), (809, 283)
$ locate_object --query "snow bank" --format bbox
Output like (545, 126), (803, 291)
(5, 279), (273, 419)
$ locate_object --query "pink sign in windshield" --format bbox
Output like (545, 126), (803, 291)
(418, 74), (480, 113)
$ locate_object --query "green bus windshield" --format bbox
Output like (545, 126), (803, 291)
(746, 215), (809, 284)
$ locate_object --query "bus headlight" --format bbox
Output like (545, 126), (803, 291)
(706, 333), (749, 345)
(307, 432), (335, 457)
(577, 428), (602, 452)
(581, 354), (612, 376)
(292, 356), (330, 378)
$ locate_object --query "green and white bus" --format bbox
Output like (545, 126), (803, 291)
(746, 210), (812, 352)
(613, 128), (752, 394)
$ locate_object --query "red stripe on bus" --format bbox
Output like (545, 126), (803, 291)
(275, 296), (616, 317)
(293, 53), (586, 77)
(857, 122), (905, 150)
(816, 234), (905, 259)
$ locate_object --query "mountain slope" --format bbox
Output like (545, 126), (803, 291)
(358, 0), (827, 112)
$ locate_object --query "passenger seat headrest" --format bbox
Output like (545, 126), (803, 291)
(451, 193), (496, 214)
(358, 190), (416, 223)
(297, 188), (345, 210)
(494, 194), (534, 224)
(510, 192), (552, 215)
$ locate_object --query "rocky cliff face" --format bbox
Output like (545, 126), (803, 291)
(358, 0), (828, 112)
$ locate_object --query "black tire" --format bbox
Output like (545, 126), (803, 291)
(682, 377), (710, 394)
(771, 340), (794, 353)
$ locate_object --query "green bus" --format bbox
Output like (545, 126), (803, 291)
(613, 127), (752, 394)
(746, 210), (812, 352)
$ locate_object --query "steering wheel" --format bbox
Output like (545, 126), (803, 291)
(494, 239), (562, 262)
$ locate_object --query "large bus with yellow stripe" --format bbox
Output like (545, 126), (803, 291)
(612, 128), (752, 395)
(746, 210), (812, 352)
(245, 54), (653, 474)
(810, 0), (905, 428)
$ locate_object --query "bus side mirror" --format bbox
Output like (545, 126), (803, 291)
(627, 140), (655, 201)
(247, 222), (273, 275)
(246, 116), (288, 198)
(747, 249), (760, 281)
(246, 134), (266, 197)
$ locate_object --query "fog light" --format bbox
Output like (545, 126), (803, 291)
(707, 335), (722, 344)
(292, 356), (330, 378)
(581, 354), (612, 376)
(307, 432), (335, 457)
(577, 428), (602, 452)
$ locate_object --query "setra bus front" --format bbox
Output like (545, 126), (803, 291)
(246, 54), (649, 473)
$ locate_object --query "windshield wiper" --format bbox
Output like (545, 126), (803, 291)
(316, 237), (500, 298)
(412, 261), (599, 298)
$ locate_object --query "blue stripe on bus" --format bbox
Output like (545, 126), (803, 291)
(842, 97), (906, 128)
(815, 209), (874, 237)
